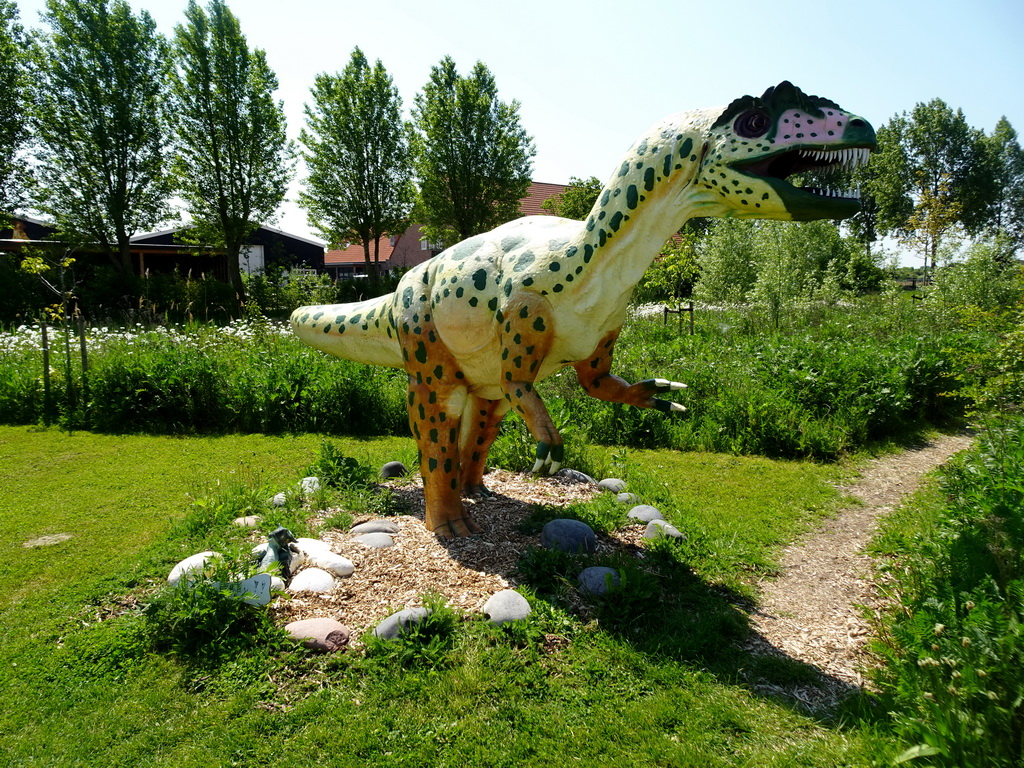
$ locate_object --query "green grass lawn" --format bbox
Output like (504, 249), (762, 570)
(0, 426), (898, 767)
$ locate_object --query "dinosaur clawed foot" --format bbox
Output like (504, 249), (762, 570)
(531, 441), (564, 475)
(431, 516), (483, 539)
(464, 483), (496, 498)
(643, 378), (688, 413)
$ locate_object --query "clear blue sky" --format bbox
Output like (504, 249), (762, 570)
(14, 0), (1024, 248)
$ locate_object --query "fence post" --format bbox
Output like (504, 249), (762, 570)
(78, 316), (89, 424)
(687, 301), (694, 335)
(41, 321), (51, 426)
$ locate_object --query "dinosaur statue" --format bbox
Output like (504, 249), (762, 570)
(292, 81), (876, 537)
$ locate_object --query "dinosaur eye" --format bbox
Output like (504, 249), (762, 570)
(735, 109), (771, 138)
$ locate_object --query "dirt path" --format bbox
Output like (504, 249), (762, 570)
(744, 433), (974, 712)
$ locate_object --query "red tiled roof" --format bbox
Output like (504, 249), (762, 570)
(325, 236), (398, 266)
(323, 181), (569, 267)
(519, 181), (567, 216)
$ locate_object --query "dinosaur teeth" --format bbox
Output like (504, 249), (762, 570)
(798, 147), (871, 170)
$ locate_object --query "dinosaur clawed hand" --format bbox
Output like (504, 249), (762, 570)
(642, 378), (688, 413)
(531, 441), (565, 475)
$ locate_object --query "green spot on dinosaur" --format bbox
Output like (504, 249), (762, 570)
(414, 342), (427, 364)
(444, 458), (452, 473)
(429, 458), (438, 472)
(323, 325), (332, 333)
(488, 297), (498, 312)
(549, 261), (560, 272)
(626, 186), (639, 210)
(513, 251), (536, 272)
(472, 269), (488, 290)
(553, 284), (563, 292)
(644, 167), (656, 192)
(583, 245), (593, 262)
(618, 161), (629, 177)
(469, 296), (479, 307)
(533, 317), (546, 332)
(504, 278), (513, 296)
(429, 428), (438, 443)
(501, 235), (525, 252)
(609, 211), (623, 232)
(519, 306), (529, 319)
(434, 365), (444, 379)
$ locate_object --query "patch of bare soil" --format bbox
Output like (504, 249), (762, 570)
(743, 433), (974, 712)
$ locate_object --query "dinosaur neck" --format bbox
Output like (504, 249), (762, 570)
(570, 108), (719, 302)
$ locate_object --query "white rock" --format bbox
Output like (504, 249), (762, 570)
(287, 567), (336, 593)
(296, 537), (332, 554)
(301, 476), (321, 495)
(271, 492), (287, 507)
(307, 550), (354, 578)
(232, 515), (261, 527)
(167, 551), (220, 586)
(270, 576), (286, 591)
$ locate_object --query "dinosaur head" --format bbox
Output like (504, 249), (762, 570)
(697, 81), (876, 221)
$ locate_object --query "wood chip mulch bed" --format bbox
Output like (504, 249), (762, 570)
(269, 469), (649, 633)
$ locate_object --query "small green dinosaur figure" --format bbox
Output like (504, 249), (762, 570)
(292, 82), (876, 537)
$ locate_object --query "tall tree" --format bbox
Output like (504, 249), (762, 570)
(299, 47), (414, 282)
(848, 119), (913, 254)
(0, 0), (29, 220)
(409, 57), (535, 247)
(539, 176), (602, 221)
(170, 0), (293, 295)
(30, 0), (173, 273)
(866, 100), (996, 270)
(986, 117), (1024, 256)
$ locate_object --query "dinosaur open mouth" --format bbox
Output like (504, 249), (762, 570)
(735, 146), (872, 200)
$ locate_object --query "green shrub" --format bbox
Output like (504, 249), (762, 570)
(872, 419), (1024, 767)
(143, 549), (290, 663)
(363, 593), (462, 668)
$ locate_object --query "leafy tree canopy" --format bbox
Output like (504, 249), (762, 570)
(299, 47), (414, 281)
(30, 0), (174, 273)
(170, 0), (293, 294)
(0, 0), (29, 219)
(409, 56), (535, 247)
(540, 176), (602, 221)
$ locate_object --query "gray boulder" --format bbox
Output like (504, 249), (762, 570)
(381, 461), (409, 478)
(616, 492), (640, 505)
(483, 589), (532, 625)
(285, 618), (350, 652)
(373, 607), (431, 640)
(597, 478), (627, 493)
(644, 519), (685, 540)
(627, 504), (665, 523)
(553, 468), (597, 485)
(541, 518), (596, 554)
(578, 566), (621, 595)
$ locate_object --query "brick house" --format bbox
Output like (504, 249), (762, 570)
(323, 181), (568, 279)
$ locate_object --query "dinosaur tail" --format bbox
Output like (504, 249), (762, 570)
(290, 293), (404, 369)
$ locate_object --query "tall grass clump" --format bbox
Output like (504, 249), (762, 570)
(540, 298), (960, 460)
(0, 319), (408, 435)
(871, 419), (1024, 766)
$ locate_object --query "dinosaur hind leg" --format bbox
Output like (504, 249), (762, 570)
(406, 376), (480, 537)
(459, 396), (511, 495)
